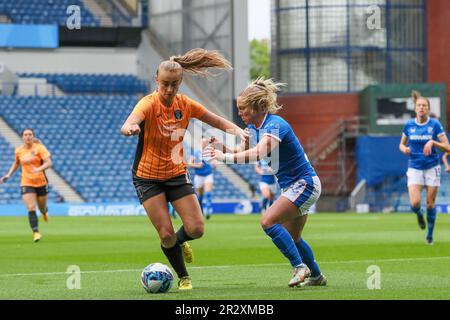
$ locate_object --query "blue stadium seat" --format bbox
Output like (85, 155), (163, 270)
(0, 0), (100, 26)
(19, 73), (149, 95)
(0, 94), (246, 203)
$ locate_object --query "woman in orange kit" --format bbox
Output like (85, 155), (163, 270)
(0, 128), (52, 242)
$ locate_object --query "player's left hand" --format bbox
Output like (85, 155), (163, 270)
(31, 167), (40, 173)
(423, 140), (434, 156)
(203, 146), (224, 162)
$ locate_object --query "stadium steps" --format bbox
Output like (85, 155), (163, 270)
(82, 0), (113, 27)
(0, 117), (84, 203)
(215, 163), (253, 199)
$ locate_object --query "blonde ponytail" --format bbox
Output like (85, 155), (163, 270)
(158, 48), (232, 77)
(239, 77), (286, 114)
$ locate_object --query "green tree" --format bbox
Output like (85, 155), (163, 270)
(250, 38), (271, 80)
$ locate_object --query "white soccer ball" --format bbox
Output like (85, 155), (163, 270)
(140, 262), (174, 294)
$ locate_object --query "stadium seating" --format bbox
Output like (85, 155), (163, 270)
(0, 134), (62, 204)
(0, 0), (99, 26)
(365, 171), (450, 212)
(0, 95), (247, 203)
(19, 73), (149, 95)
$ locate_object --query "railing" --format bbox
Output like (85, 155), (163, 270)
(306, 116), (368, 165)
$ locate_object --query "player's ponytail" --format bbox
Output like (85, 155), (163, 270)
(158, 48), (232, 77)
(411, 90), (430, 109)
(239, 77), (286, 114)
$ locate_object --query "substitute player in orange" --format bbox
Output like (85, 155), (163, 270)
(0, 128), (52, 242)
(121, 48), (247, 290)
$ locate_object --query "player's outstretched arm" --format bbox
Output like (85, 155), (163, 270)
(199, 110), (248, 146)
(205, 135), (278, 165)
(423, 134), (450, 155)
(121, 114), (142, 137)
(0, 161), (19, 184)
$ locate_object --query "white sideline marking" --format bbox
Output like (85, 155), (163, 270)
(0, 256), (449, 278)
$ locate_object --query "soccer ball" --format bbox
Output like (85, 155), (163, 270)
(140, 262), (174, 294)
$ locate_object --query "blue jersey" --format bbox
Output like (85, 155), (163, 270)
(248, 114), (316, 189)
(402, 118), (445, 170)
(257, 160), (276, 184)
(193, 150), (213, 176)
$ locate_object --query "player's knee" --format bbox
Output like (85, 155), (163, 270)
(187, 225), (204, 239)
(158, 229), (176, 244)
(411, 200), (421, 209)
(260, 216), (274, 230)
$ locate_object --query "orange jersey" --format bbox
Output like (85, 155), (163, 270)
(131, 92), (207, 180)
(15, 143), (51, 187)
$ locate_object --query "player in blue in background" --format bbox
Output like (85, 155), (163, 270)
(255, 159), (278, 213)
(188, 138), (216, 220)
(204, 78), (326, 288)
(399, 90), (450, 245)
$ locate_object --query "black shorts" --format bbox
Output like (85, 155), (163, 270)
(132, 173), (195, 204)
(21, 185), (49, 197)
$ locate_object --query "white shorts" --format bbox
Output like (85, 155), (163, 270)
(259, 182), (278, 195)
(194, 174), (214, 189)
(281, 176), (321, 216)
(407, 165), (441, 187)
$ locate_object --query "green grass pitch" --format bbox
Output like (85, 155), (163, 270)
(0, 213), (449, 300)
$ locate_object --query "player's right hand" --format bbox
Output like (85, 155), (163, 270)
(403, 147), (411, 155)
(0, 175), (9, 184)
(127, 124), (141, 136)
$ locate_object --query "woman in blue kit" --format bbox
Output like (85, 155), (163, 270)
(204, 78), (326, 288)
(255, 159), (278, 213)
(188, 138), (216, 220)
(399, 90), (450, 245)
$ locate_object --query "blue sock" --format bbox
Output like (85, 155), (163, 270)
(296, 238), (321, 277)
(204, 192), (212, 213)
(426, 207), (437, 239)
(261, 198), (268, 211)
(411, 206), (423, 217)
(264, 224), (302, 268)
(197, 194), (203, 212)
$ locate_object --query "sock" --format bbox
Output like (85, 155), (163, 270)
(204, 192), (212, 213)
(264, 224), (303, 268)
(161, 243), (188, 279)
(197, 194), (204, 213)
(411, 206), (423, 217)
(296, 238), (321, 277)
(176, 226), (194, 245)
(28, 211), (39, 232)
(426, 207), (437, 239)
(261, 198), (268, 211)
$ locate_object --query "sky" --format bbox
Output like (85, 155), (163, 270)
(248, 0), (271, 40)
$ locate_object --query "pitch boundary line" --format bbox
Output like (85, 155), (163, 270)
(1, 256), (449, 278)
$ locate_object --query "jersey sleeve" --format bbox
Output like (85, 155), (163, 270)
(402, 123), (410, 138)
(434, 120), (445, 138)
(38, 144), (51, 160)
(186, 96), (207, 119)
(263, 119), (289, 142)
(131, 96), (152, 121)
